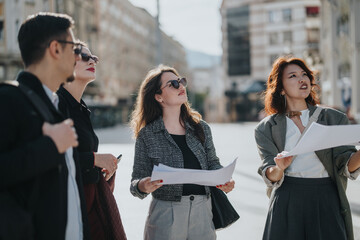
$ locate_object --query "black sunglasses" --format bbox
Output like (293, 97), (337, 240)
(56, 40), (82, 55)
(80, 53), (99, 63)
(160, 77), (187, 90)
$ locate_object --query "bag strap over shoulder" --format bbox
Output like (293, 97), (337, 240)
(1, 81), (54, 122)
(18, 84), (55, 122)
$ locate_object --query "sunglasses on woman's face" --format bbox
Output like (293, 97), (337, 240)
(80, 52), (99, 63)
(160, 77), (187, 90)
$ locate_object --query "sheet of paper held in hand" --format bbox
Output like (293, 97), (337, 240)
(150, 157), (238, 186)
(279, 122), (360, 158)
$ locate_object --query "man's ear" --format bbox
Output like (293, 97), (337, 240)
(154, 94), (163, 103)
(48, 40), (61, 59)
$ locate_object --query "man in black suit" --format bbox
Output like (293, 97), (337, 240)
(0, 13), (89, 239)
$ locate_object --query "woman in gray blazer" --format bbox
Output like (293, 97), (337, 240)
(255, 56), (360, 240)
(130, 65), (235, 240)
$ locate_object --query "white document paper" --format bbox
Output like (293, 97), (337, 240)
(280, 123), (360, 158)
(150, 157), (237, 186)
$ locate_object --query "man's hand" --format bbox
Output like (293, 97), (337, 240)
(42, 119), (78, 153)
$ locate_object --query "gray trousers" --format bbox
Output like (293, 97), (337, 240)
(144, 195), (216, 240)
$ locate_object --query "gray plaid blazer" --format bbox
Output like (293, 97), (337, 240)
(130, 116), (222, 201)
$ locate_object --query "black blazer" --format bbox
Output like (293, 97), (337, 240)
(0, 71), (90, 240)
(58, 86), (100, 185)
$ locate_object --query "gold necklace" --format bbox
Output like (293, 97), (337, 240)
(285, 111), (302, 118)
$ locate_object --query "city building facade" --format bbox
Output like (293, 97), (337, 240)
(0, 0), (97, 82)
(221, 0), (321, 121)
(0, 0), (188, 125)
(320, 0), (360, 122)
(89, 0), (188, 123)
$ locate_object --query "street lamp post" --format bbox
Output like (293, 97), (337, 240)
(350, 0), (360, 122)
(156, 0), (163, 65)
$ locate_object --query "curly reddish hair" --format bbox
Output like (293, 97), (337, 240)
(264, 56), (320, 115)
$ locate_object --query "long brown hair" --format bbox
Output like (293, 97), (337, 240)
(264, 56), (320, 115)
(130, 65), (205, 143)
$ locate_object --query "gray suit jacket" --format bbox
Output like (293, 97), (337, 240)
(255, 104), (357, 240)
(130, 117), (222, 202)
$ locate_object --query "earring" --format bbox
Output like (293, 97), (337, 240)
(282, 93), (287, 109)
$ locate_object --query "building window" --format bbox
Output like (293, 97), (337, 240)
(338, 63), (350, 79)
(0, 21), (3, 42)
(43, 0), (50, 11)
(269, 32), (278, 45)
(282, 8), (292, 22)
(337, 14), (349, 36)
(283, 31), (292, 43)
(0, 65), (5, 80)
(0, 3), (3, 43)
(306, 6), (319, 17)
(307, 28), (319, 43)
(269, 11), (275, 23)
(227, 6), (251, 76)
(15, 19), (19, 40)
(269, 54), (278, 67)
(269, 10), (281, 23)
(0, 3), (3, 16)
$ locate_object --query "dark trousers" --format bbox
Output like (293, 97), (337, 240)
(263, 176), (347, 240)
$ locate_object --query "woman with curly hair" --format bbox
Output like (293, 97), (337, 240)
(255, 56), (360, 240)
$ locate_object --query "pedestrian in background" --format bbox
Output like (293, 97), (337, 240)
(58, 42), (127, 240)
(0, 12), (90, 239)
(255, 56), (360, 240)
(130, 65), (235, 240)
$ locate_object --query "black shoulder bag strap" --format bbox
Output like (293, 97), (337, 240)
(2, 80), (54, 122)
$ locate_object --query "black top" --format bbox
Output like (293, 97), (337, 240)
(57, 86), (100, 184)
(170, 134), (206, 196)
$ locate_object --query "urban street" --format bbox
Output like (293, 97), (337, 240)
(96, 122), (360, 240)
(0, 1), (359, 239)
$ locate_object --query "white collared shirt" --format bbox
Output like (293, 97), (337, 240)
(284, 109), (329, 178)
(262, 108), (360, 187)
(42, 84), (83, 240)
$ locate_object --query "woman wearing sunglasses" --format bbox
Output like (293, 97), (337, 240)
(57, 42), (126, 240)
(130, 65), (235, 240)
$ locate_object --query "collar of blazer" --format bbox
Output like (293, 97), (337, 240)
(150, 116), (195, 133)
(271, 104), (320, 152)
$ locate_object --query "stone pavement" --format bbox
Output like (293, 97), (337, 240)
(96, 123), (360, 240)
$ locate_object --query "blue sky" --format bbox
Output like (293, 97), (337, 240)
(129, 0), (222, 56)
